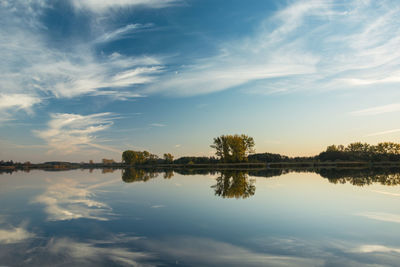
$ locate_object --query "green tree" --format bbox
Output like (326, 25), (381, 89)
(122, 150), (159, 165)
(210, 134), (255, 162)
(345, 142), (370, 153)
(326, 145), (339, 152)
(163, 153), (174, 163)
(122, 150), (136, 165)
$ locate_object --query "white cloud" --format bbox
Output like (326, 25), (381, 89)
(70, 0), (179, 13)
(0, 226), (35, 244)
(365, 129), (400, 137)
(150, 205), (165, 209)
(35, 112), (120, 154)
(351, 103), (400, 116)
(22, 50), (162, 99)
(149, 123), (166, 127)
(0, 93), (41, 122)
(95, 23), (154, 43)
(0, 94), (41, 111)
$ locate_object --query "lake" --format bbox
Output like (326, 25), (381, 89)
(1, 168), (400, 266)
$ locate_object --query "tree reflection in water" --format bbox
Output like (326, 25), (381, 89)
(211, 171), (256, 199)
(121, 168), (257, 199)
(121, 168), (158, 183)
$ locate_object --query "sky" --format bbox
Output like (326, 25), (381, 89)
(1, 0), (400, 163)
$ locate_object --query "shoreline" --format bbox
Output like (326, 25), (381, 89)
(2, 161), (400, 172)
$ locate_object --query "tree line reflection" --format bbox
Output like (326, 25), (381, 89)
(120, 167), (400, 199)
(316, 168), (400, 186)
(122, 168), (257, 199)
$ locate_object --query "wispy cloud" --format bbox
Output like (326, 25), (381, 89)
(0, 94), (41, 112)
(144, 0), (400, 96)
(150, 205), (165, 209)
(365, 128), (400, 137)
(0, 0), (163, 120)
(0, 93), (41, 122)
(70, 0), (180, 13)
(95, 23), (154, 43)
(149, 123), (166, 127)
(351, 103), (400, 116)
(34, 112), (119, 154)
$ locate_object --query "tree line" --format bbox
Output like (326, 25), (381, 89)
(318, 142), (400, 161)
(121, 137), (400, 165)
(4, 136), (400, 168)
(122, 134), (256, 165)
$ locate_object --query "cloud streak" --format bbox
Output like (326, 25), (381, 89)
(365, 129), (400, 137)
(352, 104), (400, 116)
(70, 0), (180, 13)
(35, 112), (119, 154)
(95, 23), (154, 43)
(149, 123), (166, 127)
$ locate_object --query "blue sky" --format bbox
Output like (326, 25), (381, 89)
(1, 0), (400, 162)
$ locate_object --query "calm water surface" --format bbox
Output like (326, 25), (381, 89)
(1, 168), (400, 266)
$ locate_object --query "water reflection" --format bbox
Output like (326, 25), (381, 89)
(33, 178), (114, 221)
(120, 167), (400, 198)
(121, 168), (158, 183)
(121, 168), (257, 198)
(2, 169), (400, 266)
(212, 171), (256, 199)
(316, 168), (400, 186)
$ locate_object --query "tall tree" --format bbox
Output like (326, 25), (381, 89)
(211, 134), (255, 162)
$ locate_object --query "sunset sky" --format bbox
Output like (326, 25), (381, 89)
(1, 0), (400, 162)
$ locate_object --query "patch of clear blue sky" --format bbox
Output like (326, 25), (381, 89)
(1, 0), (400, 162)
